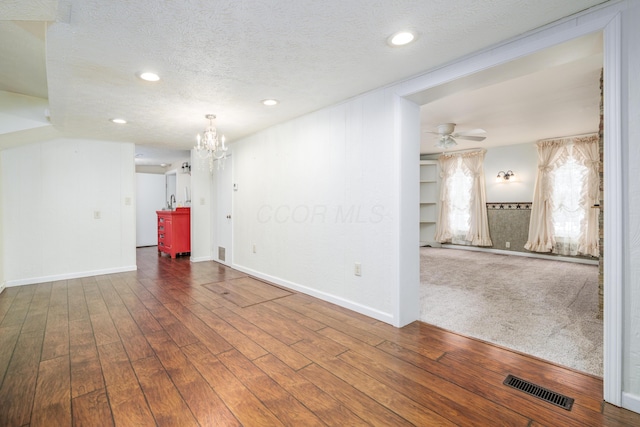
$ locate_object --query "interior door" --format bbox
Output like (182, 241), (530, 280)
(215, 156), (233, 265)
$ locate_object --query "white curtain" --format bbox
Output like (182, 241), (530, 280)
(462, 151), (492, 246)
(433, 155), (458, 243)
(525, 135), (600, 257)
(434, 150), (492, 246)
(573, 135), (600, 257)
(525, 139), (569, 252)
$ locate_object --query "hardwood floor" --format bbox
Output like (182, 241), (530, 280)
(1, 247), (638, 426)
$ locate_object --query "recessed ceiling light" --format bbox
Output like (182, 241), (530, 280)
(160, 163), (167, 167)
(138, 72), (160, 82)
(110, 118), (127, 124)
(261, 99), (279, 106)
(388, 31), (415, 46)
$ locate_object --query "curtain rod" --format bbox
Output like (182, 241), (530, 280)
(437, 147), (486, 155)
(537, 132), (599, 142)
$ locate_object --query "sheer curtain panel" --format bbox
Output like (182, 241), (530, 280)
(462, 151), (493, 246)
(525, 139), (569, 252)
(573, 135), (600, 257)
(433, 154), (458, 243)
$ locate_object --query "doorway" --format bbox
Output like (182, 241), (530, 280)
(397, 11), (623, 405)
(415, 32), (603, 375)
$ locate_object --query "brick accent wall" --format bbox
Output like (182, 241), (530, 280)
(598, 69), (604, 319)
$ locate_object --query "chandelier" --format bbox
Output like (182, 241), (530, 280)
(194, 114), (227, 171)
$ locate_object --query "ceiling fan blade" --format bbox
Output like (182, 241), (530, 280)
(454, 128), (486, 136)
(456, 135), (486, 142)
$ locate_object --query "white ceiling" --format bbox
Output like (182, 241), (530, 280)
(419, 32), (603, 154)
(0, 0), (608, 165)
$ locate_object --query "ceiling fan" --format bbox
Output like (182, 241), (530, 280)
(426, 123), (487, 149)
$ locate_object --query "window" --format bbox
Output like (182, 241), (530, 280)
(448, 158), (474, 244)
(434, 150), (492, 246)
(551, 151), (588, 255)
(525, 135), (599, 257)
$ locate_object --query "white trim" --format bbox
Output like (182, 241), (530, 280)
(622, 393), (640, 414)
(232, 262), (394, 324)
(439, 244), (599, 266)
(393, 94), (403, 327)
(5, 265), (137, 287)
(395, 94), (422, 327)
(0, 282), (5, 294)
(190, 255), (214, 263)
(603, 11), (623, 407)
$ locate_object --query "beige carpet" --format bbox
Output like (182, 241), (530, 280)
(420, 247), (602, 376)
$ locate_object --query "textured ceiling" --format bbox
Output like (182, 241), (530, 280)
(0, 0), (608, 161)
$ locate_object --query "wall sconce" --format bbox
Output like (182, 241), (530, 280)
(496, 170), (515, 182)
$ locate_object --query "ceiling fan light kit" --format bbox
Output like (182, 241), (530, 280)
(435, 135), (457, 149)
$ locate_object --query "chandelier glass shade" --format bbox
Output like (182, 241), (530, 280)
(195, 114), (227, 171)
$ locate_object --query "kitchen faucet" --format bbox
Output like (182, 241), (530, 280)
(169, 194), (176, 209)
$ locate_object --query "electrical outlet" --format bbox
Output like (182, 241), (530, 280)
(124, 197), (132, 206)
(354, 262), (362, 276)
(252, 244), (256, 253)
(94, 211), (101, 219)
(505, 241), (511, 248)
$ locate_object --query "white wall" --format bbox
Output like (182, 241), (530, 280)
(225, 88), (407, 324)
(484, 142), (538, 202)
(190, 149), (213, 262)
(397, 96), (421, 326)
(136, 173), (165, 247)
(623, 0), (640, 410)
(1, 138), (136, 285)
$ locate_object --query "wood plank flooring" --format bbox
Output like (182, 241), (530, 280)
(1, 246), (639, 426)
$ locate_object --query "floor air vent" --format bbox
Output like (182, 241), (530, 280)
(503, 374), (574, 411)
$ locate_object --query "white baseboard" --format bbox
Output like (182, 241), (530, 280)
(190, 255), (214, 263)
(439, 244), (599, 266)
(5, 265), (137, 287)
(622, 392), (640, 415)
(232, 263), (395, 325)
